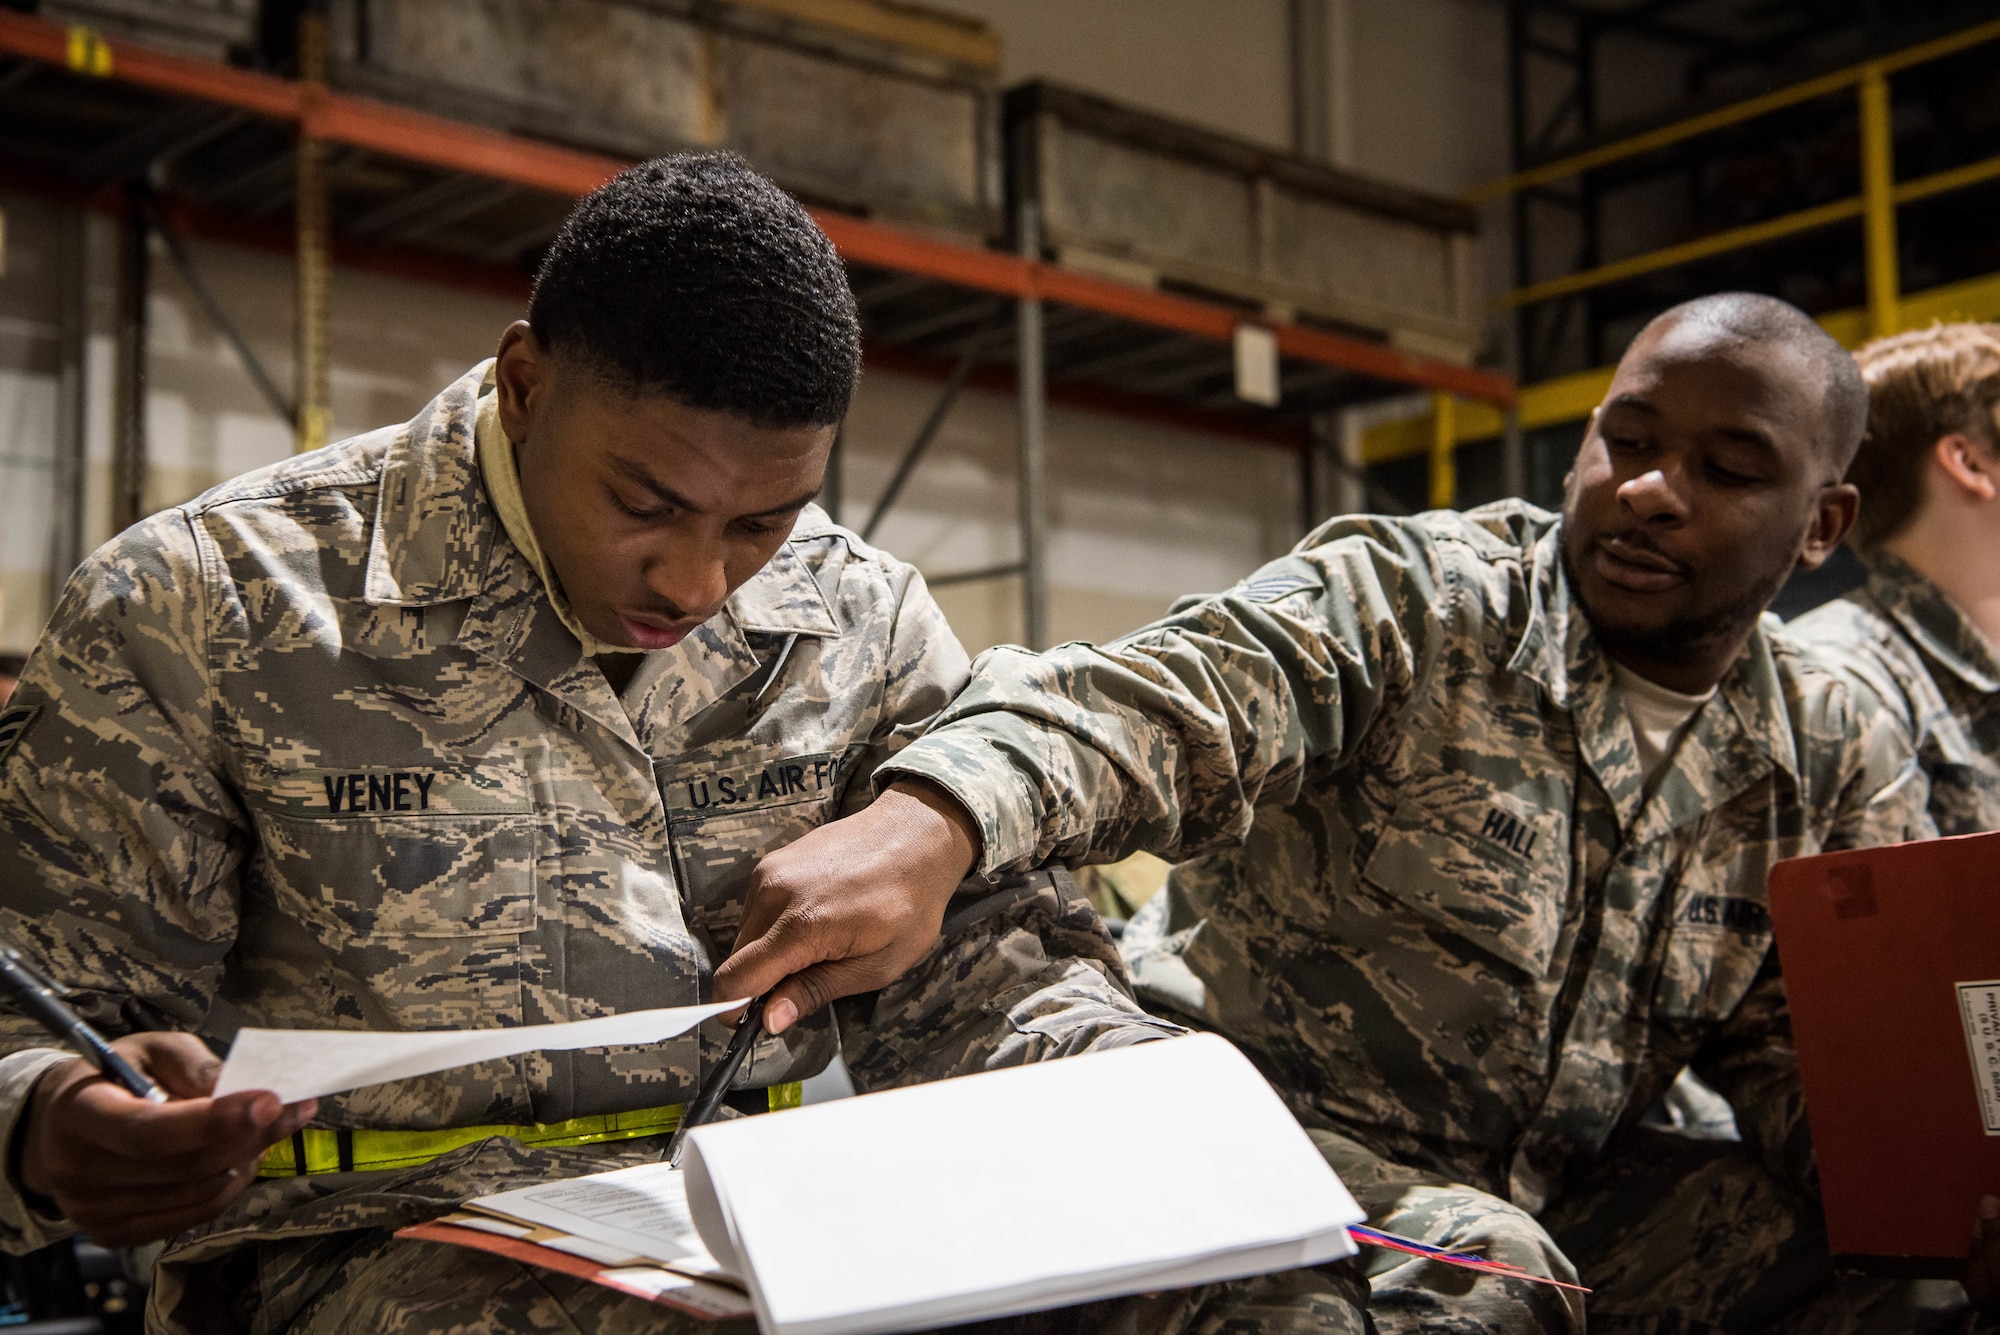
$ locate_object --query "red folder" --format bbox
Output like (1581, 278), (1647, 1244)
(1768, 830), (2000, 1274)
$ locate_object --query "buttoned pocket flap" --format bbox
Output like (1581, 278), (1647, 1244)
(262, 812), (537, 942)
(1361, 777), (1568, 977)
(1654, 860), (1774, 1021)
(656, 749), (855, 936)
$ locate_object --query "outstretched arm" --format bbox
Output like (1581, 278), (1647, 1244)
(720, 518), (1458, 1025)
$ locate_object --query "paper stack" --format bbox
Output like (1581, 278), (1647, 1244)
(417, 1034), (1362, 1334)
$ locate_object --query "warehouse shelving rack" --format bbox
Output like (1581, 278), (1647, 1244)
(0, 8), (1512, 648)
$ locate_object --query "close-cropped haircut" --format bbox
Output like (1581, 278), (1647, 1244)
(528, 152), (860, 429)
(1654, 292), (1870, 473)
(1846, 323), (2000, 555)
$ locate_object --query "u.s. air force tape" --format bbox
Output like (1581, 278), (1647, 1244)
(0, 704), (40, 767)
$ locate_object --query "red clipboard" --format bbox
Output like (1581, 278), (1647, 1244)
(1768, 830), (2000, 1274)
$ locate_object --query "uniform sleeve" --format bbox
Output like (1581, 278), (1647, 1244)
(876, 519), (1455, 876)
(1693, 679), (1934, 1199)
(836, 869), (1183, 1091)
(0, 512), (251, 1252)
(835, 561), (970, 816)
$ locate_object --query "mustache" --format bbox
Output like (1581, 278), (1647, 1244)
(1598, 528), (1693, 576)
(630, 600), (697, 623)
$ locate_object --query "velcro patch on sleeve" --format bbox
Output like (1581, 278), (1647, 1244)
(0, 704), (41, 767)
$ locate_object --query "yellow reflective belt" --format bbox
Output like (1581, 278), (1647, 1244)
(257, 1083), (803, 1178)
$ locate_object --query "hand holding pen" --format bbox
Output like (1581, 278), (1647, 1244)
(0, 944), (317, 1246)
(665, 995), (768, 1167)
(0, 946), (166, 1103)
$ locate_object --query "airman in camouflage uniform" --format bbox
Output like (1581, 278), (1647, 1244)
(1791, 552), (2000, 836)
(833, 296), (1986, 1332)
(0, 360), (1215, 1331)
(1788, 323), (2000, 838)
(0, 157), (1373, 1334)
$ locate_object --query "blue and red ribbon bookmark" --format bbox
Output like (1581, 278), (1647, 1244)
(1347, 1225), (1592, 1293)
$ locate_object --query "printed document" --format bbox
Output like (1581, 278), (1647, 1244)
(214, 1001), (742, 1103)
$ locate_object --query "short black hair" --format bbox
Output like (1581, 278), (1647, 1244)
(1650, 293), (1869, 474)
(529, 152), (860, 429)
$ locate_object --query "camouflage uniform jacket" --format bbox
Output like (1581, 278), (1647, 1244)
(882, 502), (1930, 1214)
(1790, 551), (2000, 836)
(0, 363), (1172, 1258)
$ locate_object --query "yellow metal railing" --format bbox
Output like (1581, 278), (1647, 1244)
(1366, 266), (2000, 469)
(1379, 18), (2000, 492)
(1463, 17), (2000, 206)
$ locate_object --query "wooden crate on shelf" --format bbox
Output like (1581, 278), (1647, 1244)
(39, 0), (258, 61)
(328, 0), (1002, 240)
(1009, 82), (1482, 365)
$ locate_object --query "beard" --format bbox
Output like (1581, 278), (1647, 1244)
(1560, 536), (1789, 670)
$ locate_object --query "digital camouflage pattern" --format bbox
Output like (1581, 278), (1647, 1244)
(1542, 1129), (1982, 1335)
(275, 1233), (1371, 1335)
(882, 503), (1937, 1327)
(1310, 1125), (1582, 1334)
(1790, 550), (2000, 838)
(0, 362), (1182, 1330)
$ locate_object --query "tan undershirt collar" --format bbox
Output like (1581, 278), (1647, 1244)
(474, 390), (621, 656)
(1609, 660), (1715, 793)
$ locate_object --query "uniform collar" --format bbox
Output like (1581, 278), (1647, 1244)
(1507, 522), (1795, 832)
(362, 361), (495, 607)
(1862, 551), (2000, 693)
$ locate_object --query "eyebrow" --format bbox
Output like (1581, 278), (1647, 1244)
(1603, 394), (1781, 457)
(1602, 393), (1660, 417)
(1713, 426), (1780, 458)
(609, 456), (820, 518)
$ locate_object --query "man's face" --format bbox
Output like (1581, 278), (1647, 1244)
(495, 324), (832, 651)
(1561, 317), (1857, 689)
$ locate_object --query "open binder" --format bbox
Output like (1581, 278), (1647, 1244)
(403, 1034), (1363, 1333)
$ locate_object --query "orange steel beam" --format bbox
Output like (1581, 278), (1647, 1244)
(812, 211), (1032, 300)
(0, 9), (1513, 408)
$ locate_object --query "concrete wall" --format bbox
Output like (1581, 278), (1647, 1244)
(929, 0), (1295, 151)
(843, 370), (1301, 653)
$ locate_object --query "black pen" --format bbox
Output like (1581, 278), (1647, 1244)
(0, 945), (167, 1104)
(665, 995), (767, 1167)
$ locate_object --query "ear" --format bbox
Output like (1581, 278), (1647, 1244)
(492, 322), (546, 447)
(1796, 482), (1860, 572)
(1933, 433), (1999, 503)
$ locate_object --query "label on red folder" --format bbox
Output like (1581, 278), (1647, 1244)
(1955, 980), (2000, 1135)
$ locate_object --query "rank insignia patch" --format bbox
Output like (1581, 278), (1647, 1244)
(1234, 575), (1318, 604)
(0, 704), (41, 767)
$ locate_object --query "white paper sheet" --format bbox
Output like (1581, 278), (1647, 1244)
(681, 1033), (1362, 1335)
(472, 1161), (719, 1271)
(213, 1002), (741, 1103)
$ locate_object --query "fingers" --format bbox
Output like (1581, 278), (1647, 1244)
(1966, 1196), (2000, 1311)
(765, 954), (906, 1034)
(68, 1159), (261, 1247)
(731, 862), (794, 959)
(47, 1081), (313, 1187)
(125, 1031), (224, 1099)
(715, 907), (838, 1008)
